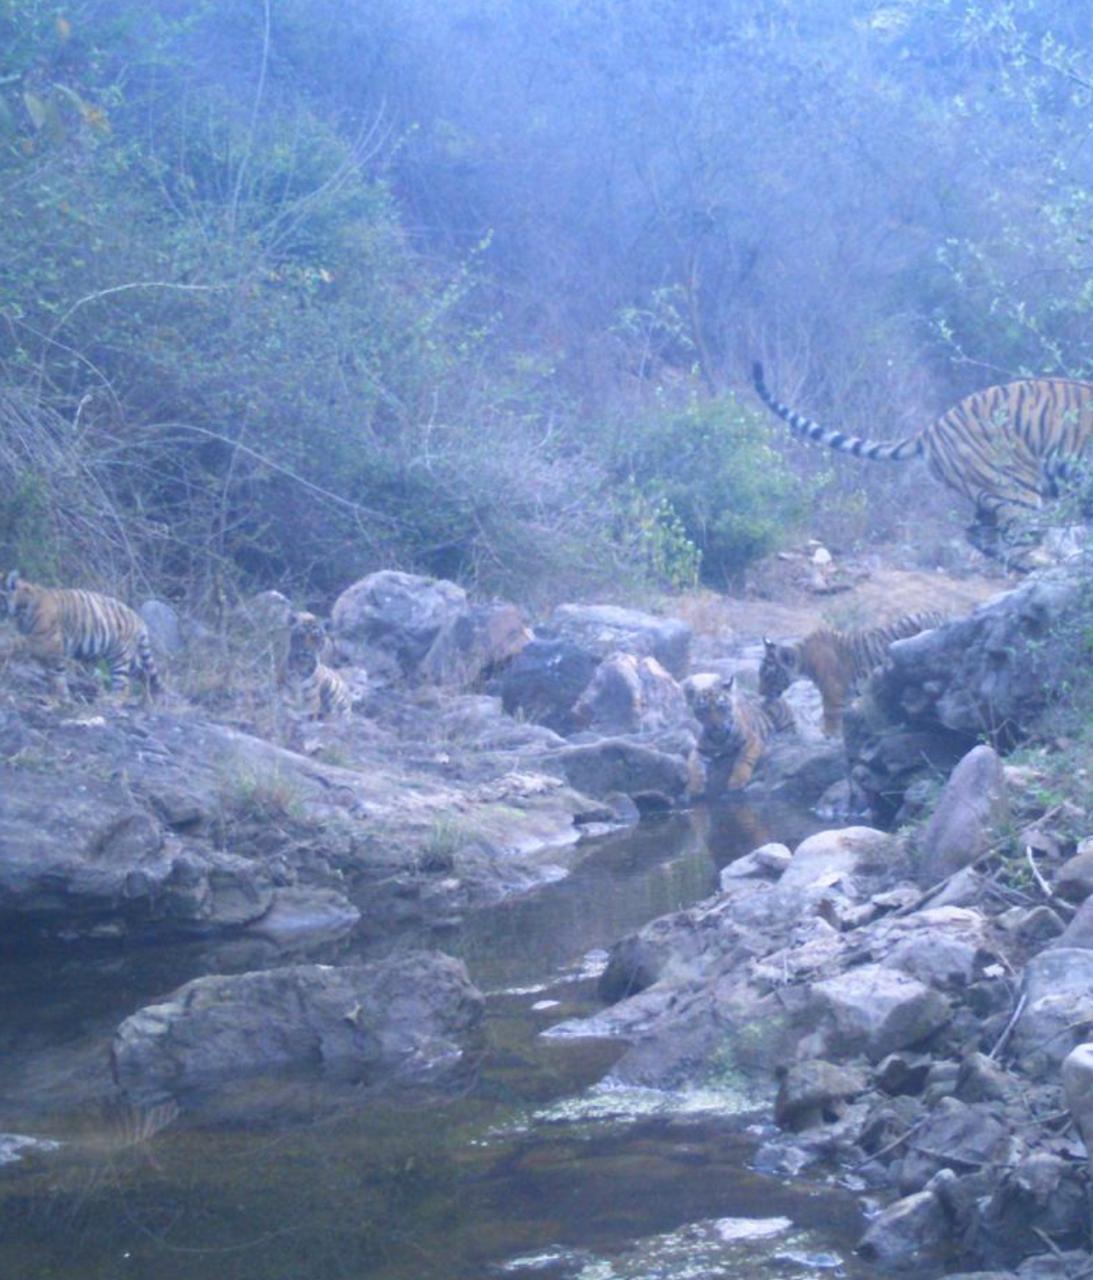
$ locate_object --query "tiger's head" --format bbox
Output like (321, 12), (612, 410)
(2, 571), (38, 625)
(286, 610), (329, 674)
(683, 672), (740, 756)
(759, 637), (799, 700)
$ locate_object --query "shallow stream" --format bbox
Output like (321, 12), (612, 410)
(0, 801), (886, 1280)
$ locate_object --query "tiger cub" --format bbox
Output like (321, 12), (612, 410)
(752, 362), (1093, 563)
(759, 611), (945, 736)
(2, 570), (161, 700)
(683, 671), (795, 789)
(285, 611), (351, 720)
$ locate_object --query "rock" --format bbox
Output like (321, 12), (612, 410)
(139, 599), (183, 655)
(877, 571), (1083, 743)
(1062, 1042), (1093, 1155)
(876, 1051), (932, 1096)
(546, 603), (691, 679)
(331, 571), (468, 676)
(915, 745), (1008, 887)
(868, 906), (997, 991)
(571, 653), (692, 736)
(246, 887), (360, 946)
(975, 1153), (1088, 1268)
(112, 952), (484, 1100)
(774, 1059), (867, 1131)
(956, 1052), (1020, 1104)
(1049, 895), (1093, 950)
(857, 1189), (949, 1267)
(808, 965), (951, 1063)
(773, 826), (902, 921)
(720, 842), (791, 886)
(748, 736), (847, 806)
(418, 602), (530, 689)
(1055, 842), (1093, 903)
(897, 1096), (1012, 1192)
(1011, 948), (1093, 1072)
(499, 637), (600, 733)
(552, 738), (691, 809)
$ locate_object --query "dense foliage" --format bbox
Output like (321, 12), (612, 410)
(2, 1), (1092, 605)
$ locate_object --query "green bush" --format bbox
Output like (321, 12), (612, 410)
(608, 396), (813, 587)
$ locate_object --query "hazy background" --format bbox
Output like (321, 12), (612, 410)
(2, 0), (1090, 604)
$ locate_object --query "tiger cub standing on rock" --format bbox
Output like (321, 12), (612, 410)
(683, 671), (795, 789)
(1, 570), (161, 701)
(285, 611), (351, 720)
(759, 611), (945, 737)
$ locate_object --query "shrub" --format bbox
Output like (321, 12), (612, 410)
(607, 395), (815, 587)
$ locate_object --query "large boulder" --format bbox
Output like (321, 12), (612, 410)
(552, 737), (692, 809)
(572, 653), (693, 736)
(875, 571), (1082, 746)
(1011, 949), (1093, 1073)
(331, 571), (468, 677)
(112, 952), (484, 1099)
(417, 602), (530, 689)
(546, 603), (692, 679)
(806, 964), (951, 1063)
(915, 745), (1008, 887)
(499, 638), (601, 734)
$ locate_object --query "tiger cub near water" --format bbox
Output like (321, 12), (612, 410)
(759, 611), (944, 737)
(285, 611), (351, 719)
(2, 570), (161, 700)
(752, 362), (1093, 563)
(683, 671), (795, 789)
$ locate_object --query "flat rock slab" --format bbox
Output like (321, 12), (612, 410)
(112, 952), (484, 1100)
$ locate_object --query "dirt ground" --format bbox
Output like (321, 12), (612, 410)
(673, 542), (1012, 650)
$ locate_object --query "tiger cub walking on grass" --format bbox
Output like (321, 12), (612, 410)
(2, 570), (161, 701)
(759, 611), (945, 737)
(683, 671), (795, 790)
(285, 611), (351, 720)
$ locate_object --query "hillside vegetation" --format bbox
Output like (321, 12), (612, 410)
(2, 1), (1091, 607)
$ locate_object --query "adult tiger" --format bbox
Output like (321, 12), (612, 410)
(683, 671), (795, 789)
(751, 362), (1093, 559)
(2, 570), (161, 700)
(759, 610), (945, 736)
(285, 611), (351, 720)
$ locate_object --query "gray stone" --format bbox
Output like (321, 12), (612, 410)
(112, 952), (484, 1100)
(869, 906), (996, 991)
(547, 603), (691, 679)
(572, 653), (692, 736)
(139, 599), (183, 655)
(553, 738), (691, 808)
(331, 571), (468, 675)
(417, 602), (530, 690)
(499, 637), (600, 733)
(774, 1059), (867, 1131)
(1012, 948), (1093, 1072)
(1062, 1042), (1093, 1156)
(898, 1096), (1012, 1192)
(809, 964), (951, 1063)
(1049, 895), (1093, 950)
(857, 1189), (949, 1267)
(916, 745), (1008, 887)
(1055, 843), (1093, 903)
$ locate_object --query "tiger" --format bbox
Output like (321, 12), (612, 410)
(683, 671), (795, 789)
(759, 611), (945, 737)
(2, 570), (161, 701)
(285, 610), (351, 720)
(751, 362), (1093, 561)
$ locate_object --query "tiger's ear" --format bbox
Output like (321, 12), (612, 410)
(4, 570), (19, 592)
(724, 673), (735, 690)
(762, 636), (776, 653)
